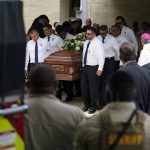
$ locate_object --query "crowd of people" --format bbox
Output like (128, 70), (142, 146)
(24, 14), (150, 150)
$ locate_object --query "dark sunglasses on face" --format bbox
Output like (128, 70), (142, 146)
(100, 32), (107, 35)
(116, 22), (123, 25)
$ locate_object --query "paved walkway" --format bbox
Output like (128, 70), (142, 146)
(64, 97), (100, 117)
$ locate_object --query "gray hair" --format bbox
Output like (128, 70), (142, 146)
(120, 42), (137, 62)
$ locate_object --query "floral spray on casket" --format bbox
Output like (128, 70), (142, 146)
(62, 33), (86, 52)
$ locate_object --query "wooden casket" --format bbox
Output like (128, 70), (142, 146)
(44, 50), (82, 81)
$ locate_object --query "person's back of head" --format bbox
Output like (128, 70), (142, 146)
(28, 64), (57, 94)
(107, 71), (135, 102)
(120, 42), (137, 64)
(55, 25), (65, 34)
(55, 25), (67, 39)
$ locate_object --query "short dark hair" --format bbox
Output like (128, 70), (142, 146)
(116, 16), (125, 21)
(28, 64), (56, 94)
(115, 16), (127, 26)
(111, 24), (121, 32)
(28, 27), (39, 34)
(55, 25), (65, 34)
(99, 25), (108, 31)
(43, 24), (52, 29)
(38, 14), (50, 22)
(108, 71), (135, 102)
(120, 42), (137, 62)
(86, 27), (96, 34)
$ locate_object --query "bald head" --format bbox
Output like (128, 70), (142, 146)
(85, 18), (92, 27)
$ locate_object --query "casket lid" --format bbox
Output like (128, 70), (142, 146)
(44, 50), (82, 65)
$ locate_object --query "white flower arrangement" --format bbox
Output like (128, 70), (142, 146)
(62, 33), (86, 52)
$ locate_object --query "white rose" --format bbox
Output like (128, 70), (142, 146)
(78, 33), (82, 36)
(75, 46), (80, 51)
(72, 36), (76, 40)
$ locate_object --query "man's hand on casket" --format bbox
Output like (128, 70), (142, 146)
(96, 70), (102, 77)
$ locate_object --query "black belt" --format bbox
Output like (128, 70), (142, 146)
(105, 56), (114, 60)
(30, 62), (43, 65)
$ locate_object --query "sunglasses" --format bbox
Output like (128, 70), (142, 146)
(100, 32), (107, 35)
(116, 22), (123, 25)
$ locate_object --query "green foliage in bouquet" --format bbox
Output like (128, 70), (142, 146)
(62, 33), (86, 52)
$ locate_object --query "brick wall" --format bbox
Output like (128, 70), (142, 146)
(88, 0), (150, 27)
(23, 0), (150, 32)
(23, 0), (60, 32)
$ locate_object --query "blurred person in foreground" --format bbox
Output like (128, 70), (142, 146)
(25, 64), (84, 150)
(120, 42), (150, 114)
(74, 71), (150, 150)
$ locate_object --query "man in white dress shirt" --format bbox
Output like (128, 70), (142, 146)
(110, 25), (129, 47)
(55, 25), (75, 101)
(81, 27), (105, 114)
(115, 16), (138, 52)
(97, 25), (120, 108)
(43, 24), (64, 56)
(110, 24), (129, 67)
(25, 28), (47, 76)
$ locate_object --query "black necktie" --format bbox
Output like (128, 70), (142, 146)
(84, 41), (91, 66)
(102, 37), (105, 44)
(35, 41), (38, 64)
(48, 36), (50, 41)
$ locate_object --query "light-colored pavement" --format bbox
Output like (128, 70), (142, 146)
(64, 96), (100, 117)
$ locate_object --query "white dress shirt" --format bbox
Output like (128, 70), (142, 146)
(45, 34), (64, 56)
(138, 43), (150, 66)
(83, 37), (105, 71)
(116, 35), (129, 47)
(65, 33), (73, 40)
(116, 35), (129, 65)
(25, 37), (47, 70)
(97, 34), (120, 60)
(121, 26), (138, 52)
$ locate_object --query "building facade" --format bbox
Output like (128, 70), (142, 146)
(23, 0), (150, 32)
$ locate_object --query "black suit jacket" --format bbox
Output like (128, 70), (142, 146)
(121, 62), (150, 114)
(143, 63), (150, 70)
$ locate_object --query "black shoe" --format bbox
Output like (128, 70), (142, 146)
(74, 94), (82, 97)
(65, 97), (73, 101)
(88, 107), (96, 114)
(82, 107), (89, 112)
(96, 105), (104, 110)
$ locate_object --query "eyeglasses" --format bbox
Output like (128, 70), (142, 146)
(100, 32), (107, 35)
(116, 22), (123, 25)
(86, 32), (93, 35)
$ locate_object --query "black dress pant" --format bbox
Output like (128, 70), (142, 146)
(63, 81), (73, 99)
(99, 57), (116, 106)
(81, 65), (100, 108)
(28, 63), (43, 72)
